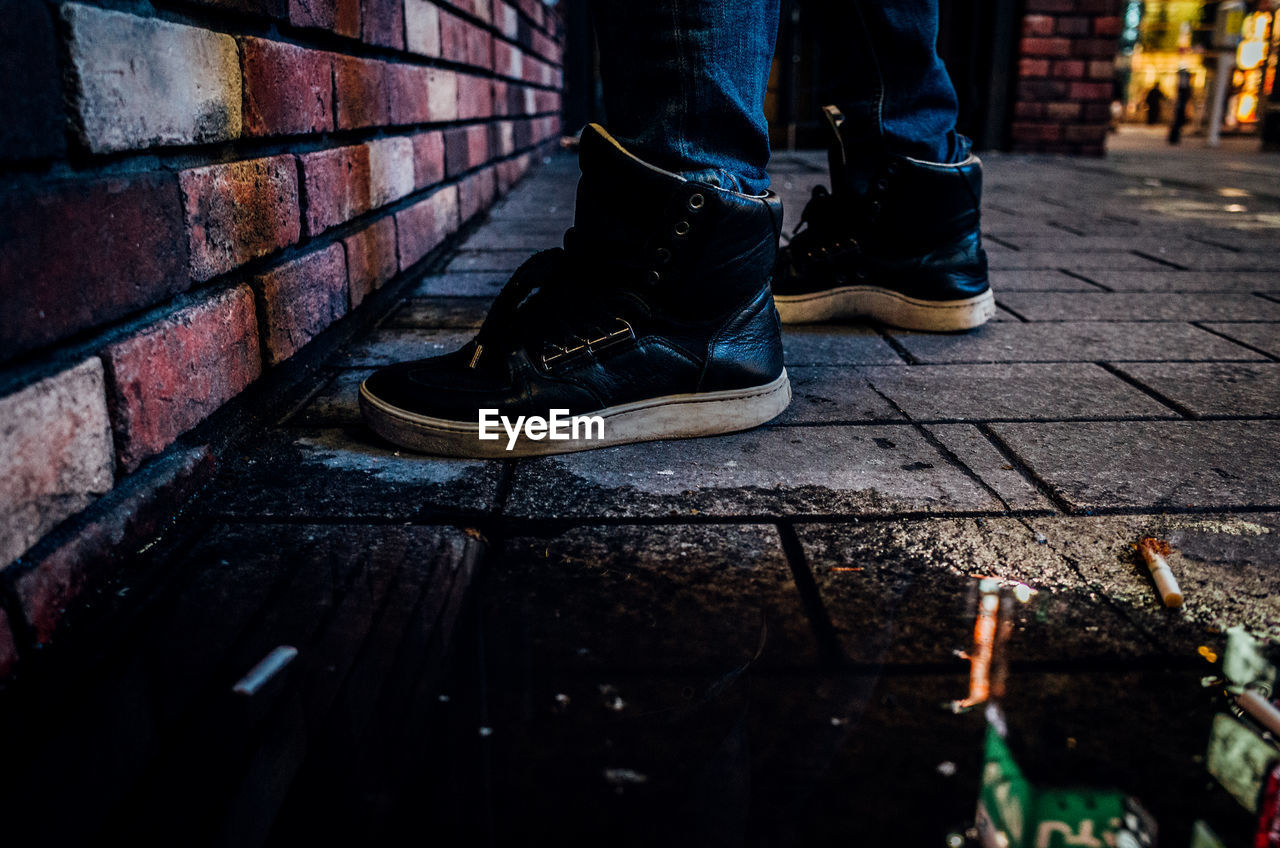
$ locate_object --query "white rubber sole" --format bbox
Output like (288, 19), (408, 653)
(359, 370), (792, 458)
(773, 286), (995, 331)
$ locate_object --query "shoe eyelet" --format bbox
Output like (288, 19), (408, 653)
(655, 247), (672, 264)
(886, 162), (899, 176)
(875, 179), (889, 193)
(648, 269), (663, 283)
(674, 220), (691, 236)
(688, 193), (705, 211)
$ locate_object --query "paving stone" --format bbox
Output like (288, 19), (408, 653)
(1133, 247), (1280, 271)
(782, 326), (905, 366)
(988, 269), (1102, 292)
(504, 425), (1002, 518)
(489, 524), (814, 671)
(990, 251), (1169, 271)
(999, 292), (1280, 322)
(1113, 362), (1280, 417)
(410, 271), (509, 297)
(774, 367), (901, 424)
(991, 235), (1199, 251)
(1202, 322), (1280, 358)
(989, 421), (1280, 510)
(205, 428), (501, 519)
(797, 519), (1154, 663)
(1056, 270), (1280, 293)
(445, 249), (530, 273)
(1026, 513), (1280, 645)
(291, 370), (372, 427)
(337, 328), (473, 367)
(925, 425), (1052, 510)
(891, 322), (1263, 363)
(382, 297), (489, 328)
(458, 229), (562, 251)
(861, 362), (1173, 420)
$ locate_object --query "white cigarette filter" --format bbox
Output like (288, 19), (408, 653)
(1138, 537), (1183, 608)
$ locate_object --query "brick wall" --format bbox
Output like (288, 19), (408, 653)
(1011, 0), (1123, 155)
(0, 0), (562, 671)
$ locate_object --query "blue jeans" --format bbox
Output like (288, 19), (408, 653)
(589, 0), (961, 195)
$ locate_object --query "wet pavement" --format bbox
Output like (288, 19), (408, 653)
(2, 145), (1280, 846)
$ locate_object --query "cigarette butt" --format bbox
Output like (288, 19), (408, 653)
(1238, 689), (1280, 737)
(233, 645), (298, 696)
(1138, 537), (1183, 608)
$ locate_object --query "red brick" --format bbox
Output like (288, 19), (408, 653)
(1020, 36), (1071, 58)
(495, 1), (519, 38)
(457, 73), (493, 119)
(1088, 59), (1115, 80)
(441, 9), (492, 66)
(368, 137), (416, 205)
(362, 0), (404, 49)
(1094, 15), (1123, 36)
(1056, 16), (1090, 35)
(444, 125), (489, 176)
(255, 244), (349, 365)
(396, 186), (460, 270)
(1019, 58), (1051, 78)
(531, 29), (558, 64)
(0, 608), (16, 682)
(535, 89), (560, 113)
(334, 54), (390, 129)
(494, 40), (523, 79)
(388, 64), (432, 124)
(1051, 60), (1085, 79)
(1017, 79), (1069, 101)
(0, 0), (64, 160)
(289, 0), (360, 36)
(1022, 14), (1055, 36)
(241, 38), (333, 136)
(533, 114), (560, 144)
(101, 286), (261, 472)
(459, 166), (497, 222)
(177, 0), (288, 17)
(1072, 38), (1119, 58)
(405, 0), (441, 55)
(0, 359), (114, 568)
(1069, 81), (1112, 100)
(1065, 124), (1108, 143)
(1045, 101), (1082, 120)
(497, 153), (530, 193)
(1024, 0), (1074, 11)
(12, 447), (212, 646)
(0, 173), (187, 359)
(1083, 102), (1114, 122)
(301, 145), (372, 235)
(412, 130), (446, 188)
(1011, 121), (1062, 142)
(181, 155), (302, 281)
(493, 120), (515, 155)
(1013, 101), (1044, 119)
(344, 216), (399, 306)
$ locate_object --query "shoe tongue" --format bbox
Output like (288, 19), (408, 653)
(572, 124), (687, 255)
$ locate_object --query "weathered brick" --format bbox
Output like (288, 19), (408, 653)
(413, 130), (446, 188)
(0, 608), (15, 681)
(1020, 36), (1071, 58)
(1019, 58), (1051, 78)
(530, 29), (559, 64)
(181, 155), (302, 281)
(255, 244), (349, 365)
(1056, 15), (1090, 35)
(344, 216), (399, 306)
(62, 4), (242, 154)
(388, 64), (433, 124)
(1094, 15), (1123, 36)
(493, 120), (515, 156)
(241, 38), (333, 136)
(289, 0), (360, 36)
(0, 173), (188, 359)
(361, 0), (404, 49)
(0, 0), (64, 160)
(367, 137), (416, 207)
(444, 126), (480, 176)
(496, 1), (519, 38)
(441, 9), (493, 66)
(495, 40), (523, 79)
(496, 153), (530, 192)
(1072, 37), (1119, 58)
(1011, 121), (1062, 142)
(1045, 101), (1082, 120)
(1013, 101), (1044, 119)
(429, 67), (459, 122)
(179, 0), (288, 18)
(1088, 59), (1115, 79)
(301, 144), (372, 235)
(101, 286), (261, 472)
(11, 447), (212, 646)
(396, 186), (460, 270)
(334, 55), (390, 129)
(0, 359), (114, 568)
(458, 166), (497, 222)
(457, 73), (493, 119)
(405, 0), (441, 56)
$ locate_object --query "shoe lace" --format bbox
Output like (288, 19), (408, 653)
(470, 246), (635, 370)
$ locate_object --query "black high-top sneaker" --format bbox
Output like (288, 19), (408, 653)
(773, 106), (995, 332)
(359, 124), (791, 458)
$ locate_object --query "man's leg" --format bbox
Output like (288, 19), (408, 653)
(772, 0), (995, 333)
(589, 0), (780, 195)
(359, 2), (791, 457)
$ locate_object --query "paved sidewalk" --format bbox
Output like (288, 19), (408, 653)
(2, 146), (1279, 845)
